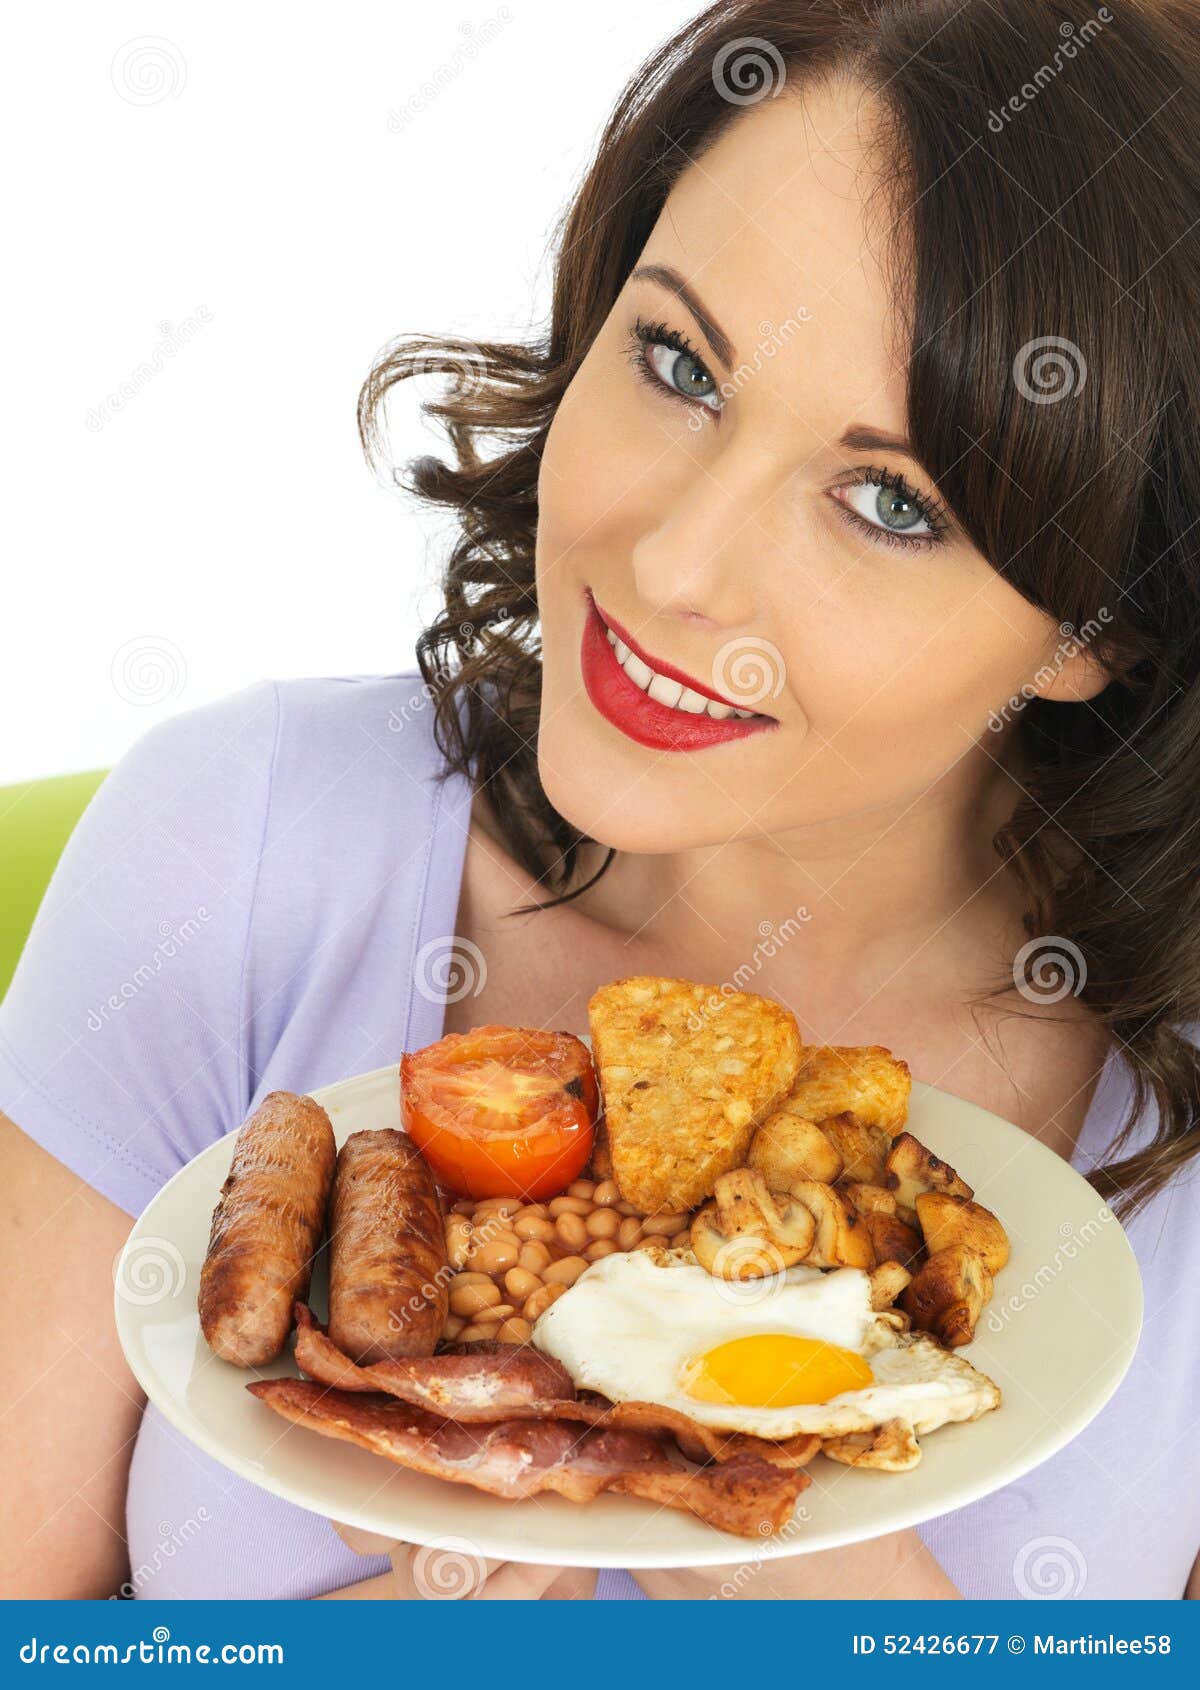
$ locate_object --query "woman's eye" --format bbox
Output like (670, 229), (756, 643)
(643, 341), (721, 411)
(836, 476), (936, 539)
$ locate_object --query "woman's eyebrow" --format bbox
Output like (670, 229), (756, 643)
(630, 263), (735, 371)
(837, 423), (918, 458)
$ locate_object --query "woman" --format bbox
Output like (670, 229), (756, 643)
(3, 0), (1198, 1600)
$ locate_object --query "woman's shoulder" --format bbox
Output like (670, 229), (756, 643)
(0, 669), (471, 1216)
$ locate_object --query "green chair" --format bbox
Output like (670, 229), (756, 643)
(0, 769), (110, 1002)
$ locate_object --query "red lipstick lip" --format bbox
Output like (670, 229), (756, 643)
(588, 592), (772, 714)
(579, 592), (778, 753)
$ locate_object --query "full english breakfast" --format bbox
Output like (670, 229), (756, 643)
(202, 975), (1012, 1538)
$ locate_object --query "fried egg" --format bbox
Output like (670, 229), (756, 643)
(531, 1248), (1000, 1443)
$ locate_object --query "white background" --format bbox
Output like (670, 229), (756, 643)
(1, 1), (690, 784)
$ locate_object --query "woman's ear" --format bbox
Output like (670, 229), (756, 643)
(1033, 636), (1117, 706)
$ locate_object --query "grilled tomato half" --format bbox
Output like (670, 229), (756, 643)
(400, 1025), (598, 1200)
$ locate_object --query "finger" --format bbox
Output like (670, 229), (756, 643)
(330, 1519), (405, 1557)
(469, 1559), (569, 1601)
(541, 1565), (599, 1600)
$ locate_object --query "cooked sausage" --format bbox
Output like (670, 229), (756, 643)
(327, 1129), (448, 1363)
(198, 1091), (336, 1367)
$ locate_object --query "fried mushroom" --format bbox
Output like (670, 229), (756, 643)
(884, 1131), (973, 1224)
(899, 1245), (992, 1348)
(915, 1191), (1010, 1275)
(690, 1169), (816, 1280)
(785, 1180), (876, 1271)
(863, 1209), (924, 1272)
(748, 1112), (844, 1187)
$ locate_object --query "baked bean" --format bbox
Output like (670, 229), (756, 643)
(585, 1239), (618, 1261)
(443, 1214), (473, 1269)
(567, 1179), (596, 1200)
(543, 1254), (589, 1287)
(616, 1200), (642, 1217)
(517, 1202), (550, 1220)
(548, 1195), (591, 1218)
(634, 1235), (664, 1252)
(442, 1313), (465, 1339)
(518, 1240), (552, 1274)
(449, 1280), (503, 1317)
(497, 1316), (533, 1344)
(592, 1180), (621, 1207)
(452, 1271), (493, 1287)
(471, 1236), (521, 1275)
(617, 1216), (642, 1250)
(523, 1283), (567, 1321)
(488, 1303), (516, 1320)
(474, 1197), (520, 1219)
(640, 1211), (687, 1236)
(669, 1229), (691, 1248)
(459, 1320), (501, 1342)
(514, 1214), (557, 1244)
(555, 1212), (588, 1251)
(585, 1207), (619, 1240)
(504, 1266), (542, 1303)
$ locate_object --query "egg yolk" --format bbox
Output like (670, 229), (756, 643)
(680, 1333), (874, 1407)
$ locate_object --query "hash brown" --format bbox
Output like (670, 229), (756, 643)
(588, 976), (803, 1214)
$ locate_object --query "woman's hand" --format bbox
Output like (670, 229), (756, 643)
(633, 1527), (960, 1601)
(317, 1522), (597, 1600)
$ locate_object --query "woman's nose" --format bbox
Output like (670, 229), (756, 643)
(629, 457), (779, 628)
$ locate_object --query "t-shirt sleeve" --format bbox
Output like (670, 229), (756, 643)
(0, 679), (280, 1217)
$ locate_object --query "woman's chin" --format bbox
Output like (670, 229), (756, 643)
(533, 724), (682, 855)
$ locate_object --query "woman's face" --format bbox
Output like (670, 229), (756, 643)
(535, 75), (1098, 856)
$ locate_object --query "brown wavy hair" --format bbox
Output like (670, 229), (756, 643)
(357, 0), (1200, 1218)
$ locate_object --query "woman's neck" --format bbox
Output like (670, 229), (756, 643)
(565, 733), (1034, 1019)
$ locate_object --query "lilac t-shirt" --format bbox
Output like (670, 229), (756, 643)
(1, 672), (1196, 1600)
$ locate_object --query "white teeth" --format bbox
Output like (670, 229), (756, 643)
(647, 673), (684, 708)
(623, 651), (654, 689)
(603, 619), (757, 722)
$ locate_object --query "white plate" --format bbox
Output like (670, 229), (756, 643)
(114, 1063), (1142, 1569)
